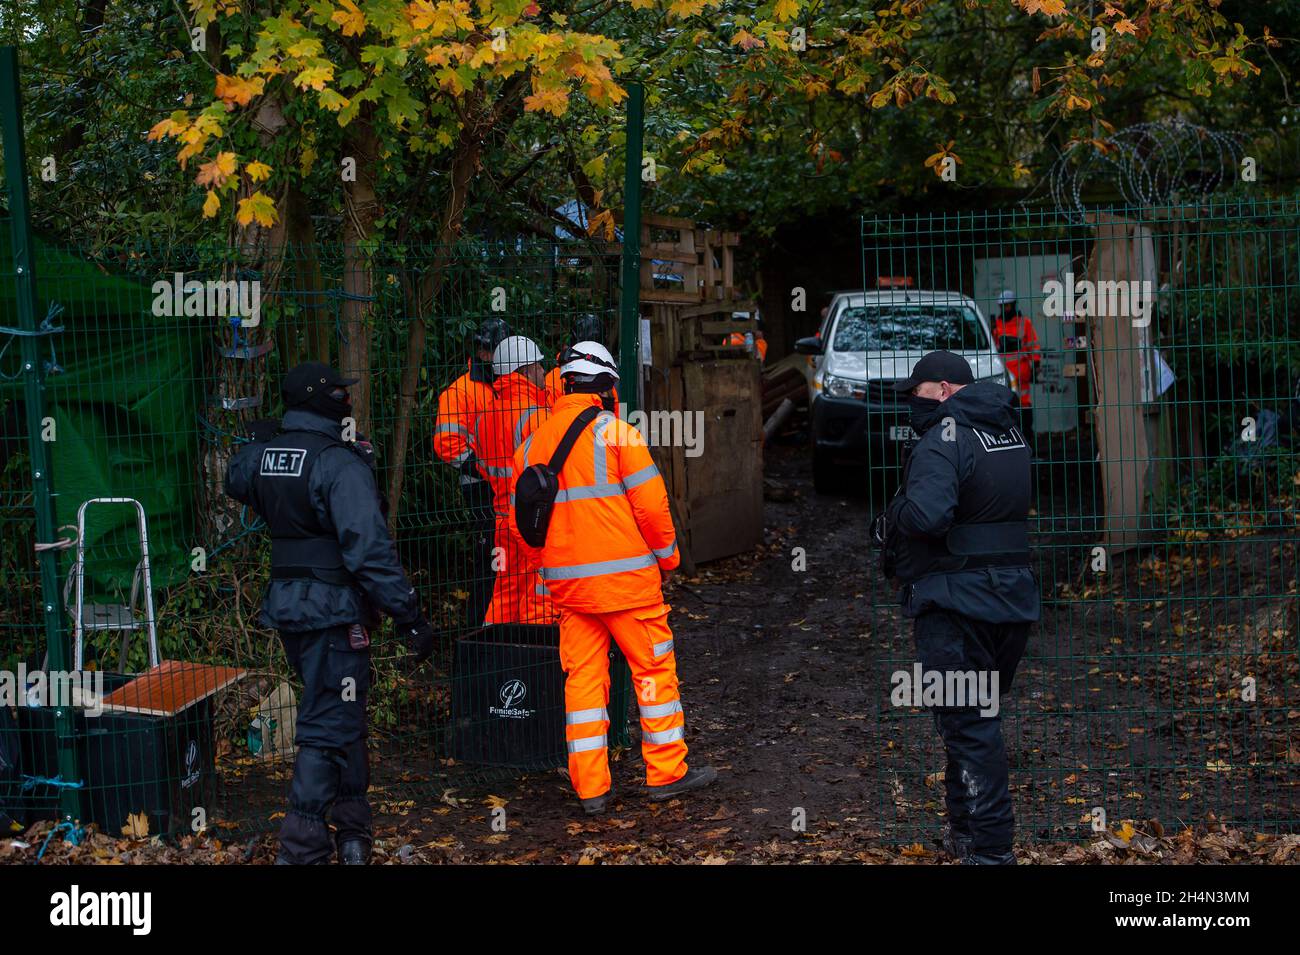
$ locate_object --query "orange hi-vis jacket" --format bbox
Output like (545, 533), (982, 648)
(473, 373), (551, 513)
(545, 358), (618, 409)
(475, 373), (552, 624)
(991, 313), (1042, 408)
(726, 332), (768, 362)
(510, 392), (680, 614)
(434, 360), (496, 478)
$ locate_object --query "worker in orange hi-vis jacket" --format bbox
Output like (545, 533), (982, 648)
(510, 341), (717, 815)
(475, 335), (554, 626)
(544, 313), (618, 408)
(434, 318), (510, 625)
(991, 290), (1042, 455)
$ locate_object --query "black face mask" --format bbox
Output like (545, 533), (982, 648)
(303, 386), (351, 424)
(600, 392), (617, 412)
(907, 394), (944, 435)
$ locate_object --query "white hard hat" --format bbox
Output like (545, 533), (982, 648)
(997, 289), (1017, 305)
(559, 340), (620, 382)
(492, 336), (544, 376)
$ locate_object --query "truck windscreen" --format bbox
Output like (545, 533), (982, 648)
(832, 305), (990, 352)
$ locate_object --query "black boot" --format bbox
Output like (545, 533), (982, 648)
(338, 839), (372, 865)
(647, 765), (717, 801)
(962, 848), (1017, 865)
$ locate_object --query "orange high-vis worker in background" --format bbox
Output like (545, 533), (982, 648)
(433, 360), (494, 470)
(510, 341), (717, 814)
(727, 326), (767, 362)
(991, 291), (1042, 409)
(434, 317), (510, 626)
(475, 335), (553, 625)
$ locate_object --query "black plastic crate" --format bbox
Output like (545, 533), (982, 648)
(450, 625), (566, 768)
(14, 671), (215, 836)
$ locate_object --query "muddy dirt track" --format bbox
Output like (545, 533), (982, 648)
(354, 442), (1300, 864)
(8, 442), (1297, 865)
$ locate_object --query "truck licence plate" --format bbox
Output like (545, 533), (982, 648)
(889, 426), (915, 441)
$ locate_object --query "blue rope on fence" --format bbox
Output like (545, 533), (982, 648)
(21, 774), (86, 792)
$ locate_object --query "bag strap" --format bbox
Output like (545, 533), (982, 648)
(547, 407), (601, 473)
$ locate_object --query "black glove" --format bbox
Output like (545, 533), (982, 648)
(459, 451), (483, 481)
(396, 614), (435, 664)
(870, 512), (888, 549)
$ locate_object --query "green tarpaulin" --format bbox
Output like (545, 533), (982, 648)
(1, 226), (207, 596)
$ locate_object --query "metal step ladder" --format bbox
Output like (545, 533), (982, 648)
(64, 498), (160, 673)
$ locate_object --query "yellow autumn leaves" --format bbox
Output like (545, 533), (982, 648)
(147, 116), (277, 226)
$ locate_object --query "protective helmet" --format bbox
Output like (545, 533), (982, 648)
(493, 335), (545, 376)
(571, 313), (605, 345)
(559, 341), (619, 394)
(997, 289), (1017, 306)
(474, 317), (512, 353)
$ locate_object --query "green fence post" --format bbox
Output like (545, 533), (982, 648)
(0, 46), (84, 824)
(608, 81), (644, 750)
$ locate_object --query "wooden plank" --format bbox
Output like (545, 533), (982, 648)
(641, 212), (697, 230)
(699, 320), (755, 335)
(639, 289), (704, 304)
(610, 244), (699, 264)
(680, 299), (757, 318)
(679, 361), (763, 564)
(100, 660), (249, 717)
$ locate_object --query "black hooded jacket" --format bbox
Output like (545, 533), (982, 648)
(884, 381), (1041, 623)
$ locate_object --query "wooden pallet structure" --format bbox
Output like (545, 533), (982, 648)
(620, 213), (765, 570)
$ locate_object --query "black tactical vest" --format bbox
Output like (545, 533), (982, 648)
(246, 428), (369, 585)
(891, 421), (1032, 584)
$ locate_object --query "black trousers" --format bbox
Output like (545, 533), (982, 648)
(912, 609), (1029, 857)
(461, 478), (497, 626)
(276, 625), (371, 864)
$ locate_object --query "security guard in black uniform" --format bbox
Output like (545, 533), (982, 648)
(225, 363), (435, 865)
(873, 351), (1040, 865)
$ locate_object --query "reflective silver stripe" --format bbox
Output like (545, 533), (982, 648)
(436, 422), (471, 437)
(566, 733), (607, 754)
(535, 579), (551, 596)
(540, 553), (657, 580)
(593, 412), (615, 484)
(450, 448), (472, 465)
(514, 406), (543, 449)
(460, 474), (484, 486)
(652, 638), (674, 656)
(566, 707), (608, 725)
(520, 434), (535, 466)
(652, 540), (677, 560)
(555, 483), (623, 502)
(481, 463), (512, 478)
(642, 726), (685, 745)
(622, 464), (660, 490)
(638, 700), (682, 720)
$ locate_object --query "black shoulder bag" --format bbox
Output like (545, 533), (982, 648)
(514, 407), (601, 547)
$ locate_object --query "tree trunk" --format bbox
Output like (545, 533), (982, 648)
(385, 136), (484, 514)
(339, 115), (381, 437)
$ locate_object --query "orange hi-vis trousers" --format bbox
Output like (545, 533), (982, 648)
(559, 602), (688, 800)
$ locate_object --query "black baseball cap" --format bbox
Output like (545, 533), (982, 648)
(282, 362), (359, 405)
(892, 350), (975, 392)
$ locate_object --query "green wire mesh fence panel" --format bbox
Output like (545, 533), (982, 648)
(0, 235), (625, 838)
(861, 199), (1300, 843)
